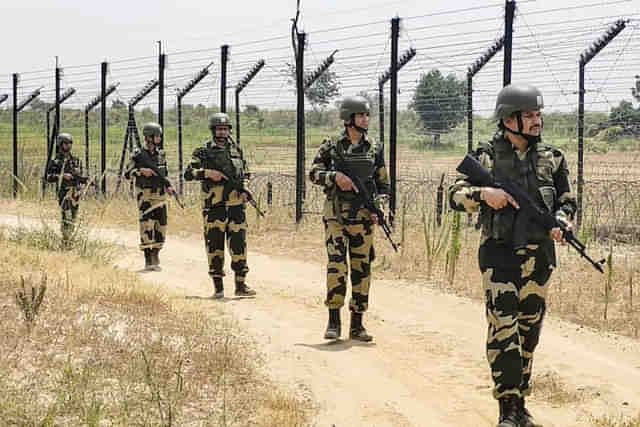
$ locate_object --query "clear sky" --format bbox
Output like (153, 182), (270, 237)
(1, 0), (502, 72)
(1, 0), (638, 114)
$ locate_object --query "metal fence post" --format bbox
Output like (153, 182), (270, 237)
(503, 0), (515, 86)
(12, 73), (18, 199)
(295, 31), (306, 223)
(158, 52), (166, 149)
(101, 61), (108, 195)
(221, 45), (229, 112)
(576, 19), (627, 228)
(389, 16), (399, 224)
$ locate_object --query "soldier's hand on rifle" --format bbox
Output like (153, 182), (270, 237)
(63, 173), (73, 181)
(240, 192), (249, 204)
(140, 168), (156, 177)
(335, 172), (359, 193)
(550, 217), (571, 244)
(205, 169), (228, 182)
(480, 187), (519, 210)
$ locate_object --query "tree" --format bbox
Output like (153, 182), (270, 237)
(111, 99), (127, 110)
(410, 69), (466, 145)
(244, 104), (260, 115)
(28, 98), (52, 112)
(608, 100), (640, 137)
(284, 63), (341, 112)
(356, 90), (378, 114)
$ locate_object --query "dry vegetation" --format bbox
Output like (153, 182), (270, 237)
(0, 224), (310, 426)
(591, 414), (640, 427)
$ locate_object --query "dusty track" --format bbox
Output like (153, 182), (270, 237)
(2, 214), (639, 426)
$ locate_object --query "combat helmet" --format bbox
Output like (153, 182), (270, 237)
(493, 84), (544, 144)
(57, 133), (73, 146)
(208, 113), (233, 131)
(492, 84), (544, 120)
(339, 96), (371, 121)
(142, 122), (163, 138)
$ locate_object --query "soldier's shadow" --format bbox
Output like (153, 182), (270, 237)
(184, 295), (256, 302)
(295, 339), (376, 352)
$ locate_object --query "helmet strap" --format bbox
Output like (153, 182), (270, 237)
(345, 115), (368, 136)
(502, 111), (541, 145)
(145, 137), (157, 150)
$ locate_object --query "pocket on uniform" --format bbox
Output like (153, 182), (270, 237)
(538, 186), (556, 213)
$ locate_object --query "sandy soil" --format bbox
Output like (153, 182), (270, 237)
(2, 214), (639, 427)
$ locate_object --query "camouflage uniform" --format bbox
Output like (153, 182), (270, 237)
(449, 131), (576, 403)
(309, 130), (390, 314)
(46, 150), (85, 242)
(124, 147), (169, 254)
(184, 138), (250, 285)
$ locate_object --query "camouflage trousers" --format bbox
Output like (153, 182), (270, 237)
(479, 239), (553, 400)
(323, 211), (375, 313)
(59, 189), (79, 241)
(137, 195), (167, 251)
(203, 204), (248, 282)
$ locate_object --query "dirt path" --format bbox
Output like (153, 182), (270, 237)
(2, 214), (639, 426)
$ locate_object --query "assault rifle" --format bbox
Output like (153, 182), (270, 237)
(333, 154), (398, 252)
(63, 165), (89, 187)
(201, 145), (265, 217)
(456, 154), (604, 273)
(133, 149), (185, 210)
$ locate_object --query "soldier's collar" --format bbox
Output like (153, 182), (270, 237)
(338, 131), (369, 147)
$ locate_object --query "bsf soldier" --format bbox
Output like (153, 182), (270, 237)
(309, 96), (390, 342)
(124, 122), (174, 271)
(449, 84), (576, 427)
(184, 112), (256, 298)
(45, 133), (87, 243)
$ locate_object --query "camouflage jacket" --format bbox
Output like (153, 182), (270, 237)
(183, 138), (248, 208)
(45, 152), (85, 201)
(449, 131), (577, 243)
(309, 131), (390, 219)
(124, 147), (169, 199)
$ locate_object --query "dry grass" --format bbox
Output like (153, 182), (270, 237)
(529, 371), (591, 407)
(0, 224), (311, 426)
(590, 414), (640, 427)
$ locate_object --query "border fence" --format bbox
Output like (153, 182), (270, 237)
(0, 0), (639, 238)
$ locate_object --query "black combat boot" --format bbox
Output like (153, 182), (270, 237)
(324, 308), (341, 339)
(349, 312), (373, 342)
(143, 249), (153, 270)
(497, 395), (522, 427)
(212, 278), (224, 299)
(235, 281), (256, 297)
(518, 397), (542, 427)
(150, 248), (161, 270)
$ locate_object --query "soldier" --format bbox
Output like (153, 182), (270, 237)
(449, 84), (576, 427)
(309, 95), (390, 342)
(45, 133), (87, 244)
(184, 112), (256, 298)
(124, 122), (174, 271)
